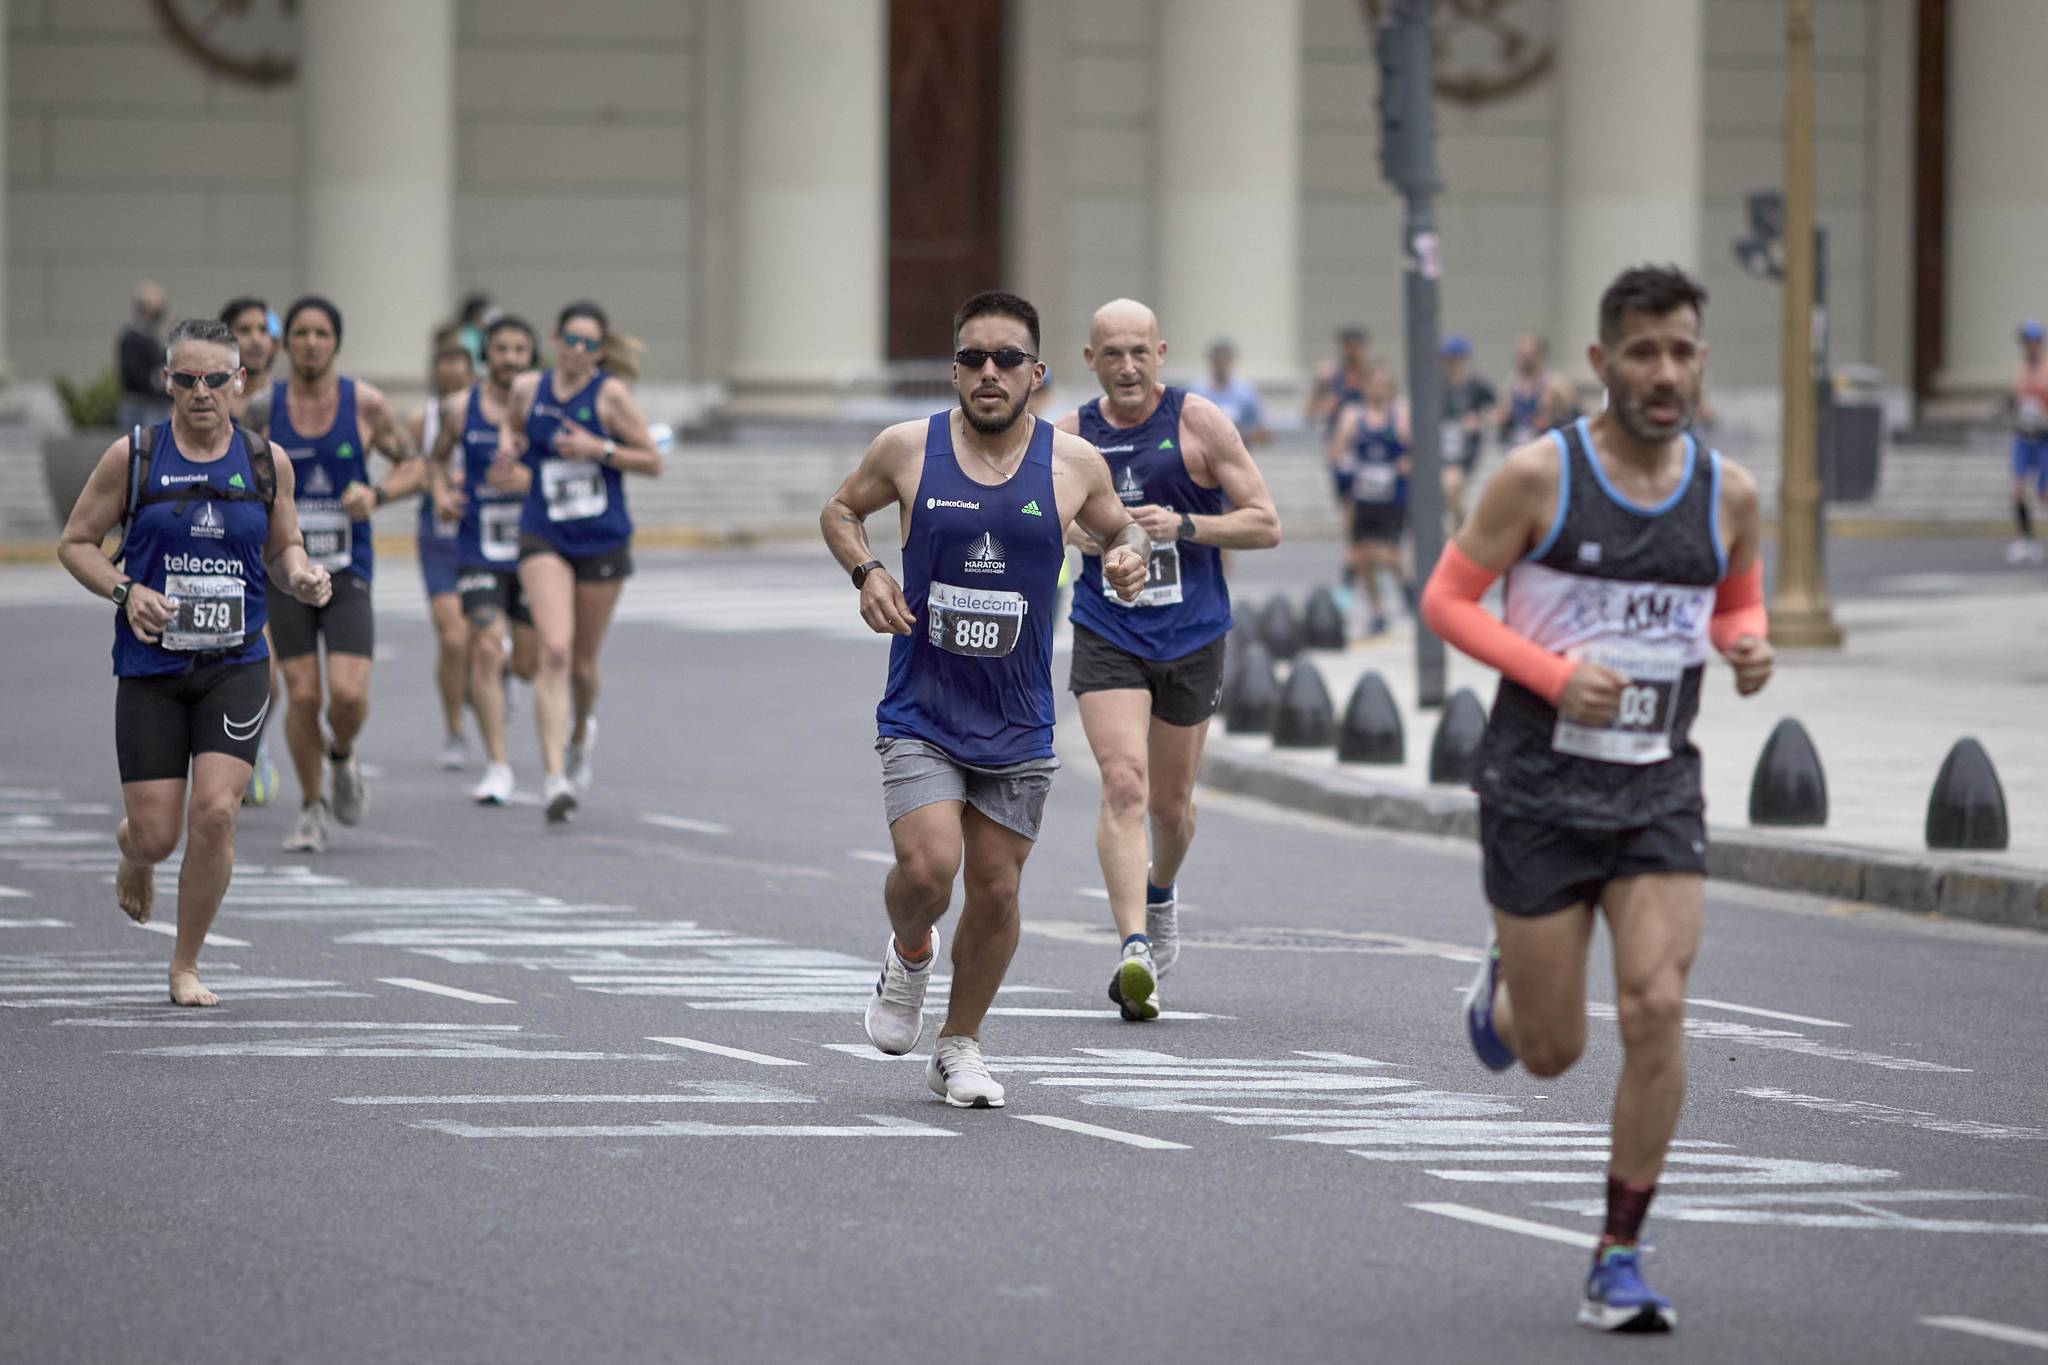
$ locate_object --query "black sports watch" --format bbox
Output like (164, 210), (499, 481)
(109, 581), (131, 608)
(1176, 511), (1197, 542)
(851, 559), (886, 590)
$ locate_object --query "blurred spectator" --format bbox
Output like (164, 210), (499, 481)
(1534, 372), (1582, 435)
(1307, 325), (1372, 430)
(1498, 333), (1556, 448)
(456, 292), (499, 367)
(115, 282), (170, 431)
(1190, 338), (1270, 446)
(1438, 334), (1496, 532)
(2008, 318), (2048, 564)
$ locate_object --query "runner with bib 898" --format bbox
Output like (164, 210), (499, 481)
(1419, 265), (1773, 1333)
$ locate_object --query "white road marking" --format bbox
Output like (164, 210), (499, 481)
(135, 921), (251, 947)
(1921, 1316), (2048, 1350)
(1736, 1087), (2046, 1140)
(0, 885), (31, 897)
(1687, 997), (1850, 1028)
(648, 1036), (807, 1066)
(1408, 1202), (1598, 1249)
(984, 1007), (1228, 1020)
(1075, 888), (1109, 899)
(1588, 1004), (1969, 1073)
(1541, 1190), (2048, 1236)
(0, 918), (67, 927)
(848, 850), (895, 866)
(56, 1019), (523, 1030)
(1014, 1114), (1190, 1150)
(378, 977), (515, 1004)
(335, 1083), (811, 1105)
(408, 1115), (954, 1139)
(641, 814), (734, 835)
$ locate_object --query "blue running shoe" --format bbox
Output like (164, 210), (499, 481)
(1462, 930), (1515, 1071)
(1579, 1245), (1675, 1332)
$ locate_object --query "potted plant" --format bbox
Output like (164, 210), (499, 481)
(44, 370), (121, 526)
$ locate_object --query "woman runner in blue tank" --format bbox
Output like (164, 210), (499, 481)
(58, 317), (331, 1006)
(1328, 365), (1412, 636)
(1059, 298), (1282, 1022)
(497, 301), (662, 823)
(822, 291), (1148, 1110)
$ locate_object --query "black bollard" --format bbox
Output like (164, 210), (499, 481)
(1428, 687), (1488, 785)
(1302, 586), (1346, 651)
(1225, 639), (1279, 734)
(1748, 717), (1828, 826)
(1257, 593), (1303, 659)
(1926, 738), (2009, 850)
(1272, 660), (1336, 748)
(1337, 670), (1405, 764)
(1218, 624), (1248, 719)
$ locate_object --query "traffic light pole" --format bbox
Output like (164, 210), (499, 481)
(1376, 0), (1447, 706)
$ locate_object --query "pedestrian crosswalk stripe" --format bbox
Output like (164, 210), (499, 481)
(648, 1036), (807, 1066)
(1014, 1114), (1189, 1150)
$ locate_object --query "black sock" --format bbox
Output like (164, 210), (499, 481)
(328, 748), (349, 763)
(1599, 1175), (1656, 1251)
(2018, 500), (2034, 538)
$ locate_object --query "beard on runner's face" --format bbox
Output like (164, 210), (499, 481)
(1609, 371), (1696, 442)
(961, 381), (1030, 436)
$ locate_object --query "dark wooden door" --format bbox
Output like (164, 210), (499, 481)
(889, 0), (1005, 360)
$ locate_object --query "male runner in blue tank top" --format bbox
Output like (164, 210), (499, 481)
(268, 297), (424, 853)
(1059, 298), (1281, 1020)
(409, 341), (479, 773)
(822, 291), (1148, 1109)
(1421, 266), (1774, 1334)
(429, 316), (541, 807)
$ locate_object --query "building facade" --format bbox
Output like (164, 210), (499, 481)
(2, 0), (2037, 413)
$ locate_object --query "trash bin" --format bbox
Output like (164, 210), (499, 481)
(1825, 403), (1881, 503)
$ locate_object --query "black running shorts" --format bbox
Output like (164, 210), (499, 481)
(517, 532), (633, 584)
(115, 659), (271, 783)
(266, 570), (374, 660)
(1480, 804), (1708, 917)
(457, 566), (532, 627)
(1350, 501), (1406, 544)
(1068, 622), (1227, 727)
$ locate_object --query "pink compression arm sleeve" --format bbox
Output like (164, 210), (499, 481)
(1710, 559), (1768, 653)
(1419, 543), (1578, 706)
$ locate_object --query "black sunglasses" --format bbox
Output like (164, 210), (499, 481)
(955, 348), (1036, 370)
(167, 369), (236, 390)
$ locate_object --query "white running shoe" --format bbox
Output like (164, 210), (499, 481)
(1146, 891), (1180, 977)
(1108, 940), (1161, 1022)
(864, 929), (937, 1055)
(329, 751), (368, 826)
(566, 716), (598, 795)
(438, 733), (468, 771)
(543, 772), (577, 824)
(926, 1035), (1004, 1108)
(2006, 538), (2035, 565)
(282, 798), (329, 853)
(471, 763), (515, 807)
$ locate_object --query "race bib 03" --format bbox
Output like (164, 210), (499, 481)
(1551, 639), (1684, 765)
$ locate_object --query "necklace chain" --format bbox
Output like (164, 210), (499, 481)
(958, 426), (1026, 483)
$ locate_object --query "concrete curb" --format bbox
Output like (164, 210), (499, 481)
(1198, 745), (2046, 934)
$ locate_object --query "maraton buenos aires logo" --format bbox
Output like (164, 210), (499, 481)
(963, 531), (1006, 575)
(191, 500), (225, 539)
(1116, 465), (1145, 504)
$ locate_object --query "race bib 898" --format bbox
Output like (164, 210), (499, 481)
(927, 580), (1027, 658)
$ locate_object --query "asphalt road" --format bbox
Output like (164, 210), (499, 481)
(3, 543), (2046, 1365)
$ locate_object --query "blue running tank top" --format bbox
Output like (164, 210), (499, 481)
(454, 387), (523, 569)
(113, 421), (271, 677)
(1474, 417), (1727, 829)
(270, 377), (373, 581)
(876, 413), (1065, 766)
(1070, 386), (1231, 661)
(1351, 405), (1408, 508)
(518, 369), (631, 556)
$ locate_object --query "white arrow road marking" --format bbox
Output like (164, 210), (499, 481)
(1538, 1189), (2048, 1235)
(1920, 1317), (2048, 1350)
(1014, 1114), (1191, 1150)
(648, 1036), (807, 1066)
(406, 1114), (955, 1139)
(379, 978), (514, 1004)
(334, 1083), (812, 1106)
(1409, 1202), (1598, 1249)
(641, 814), (733, 835)
(1687, 997), (1850, 1028)
(1735, 1087), (2047, 1139)
(136, 921), (251, 947)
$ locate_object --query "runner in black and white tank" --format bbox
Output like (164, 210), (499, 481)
(1059, 298), (1281, 1021)
(1420, 266), (1773, 1334)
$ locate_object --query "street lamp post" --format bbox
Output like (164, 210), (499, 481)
(1768, 0), (1843, 648)
(1374, 0), (1448, 706)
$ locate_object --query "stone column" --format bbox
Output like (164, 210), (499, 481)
(300, 0), (454, 387)
(1007, 0), (1073, 371)
(1553, 0), (1703, 355)
(1941, 0), (2048, 392)
(0, 0), (11, 387)
(730, 0), (886, 395)
(1155, 0), (1301, 386)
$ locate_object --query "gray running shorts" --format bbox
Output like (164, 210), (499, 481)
(875, 735), (1059, 841)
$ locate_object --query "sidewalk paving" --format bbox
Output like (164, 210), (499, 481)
(1198, 582), (2048, 932)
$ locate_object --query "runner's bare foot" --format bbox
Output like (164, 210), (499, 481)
(115, 856), (154, 924)
(168, 970), (218, 1007)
